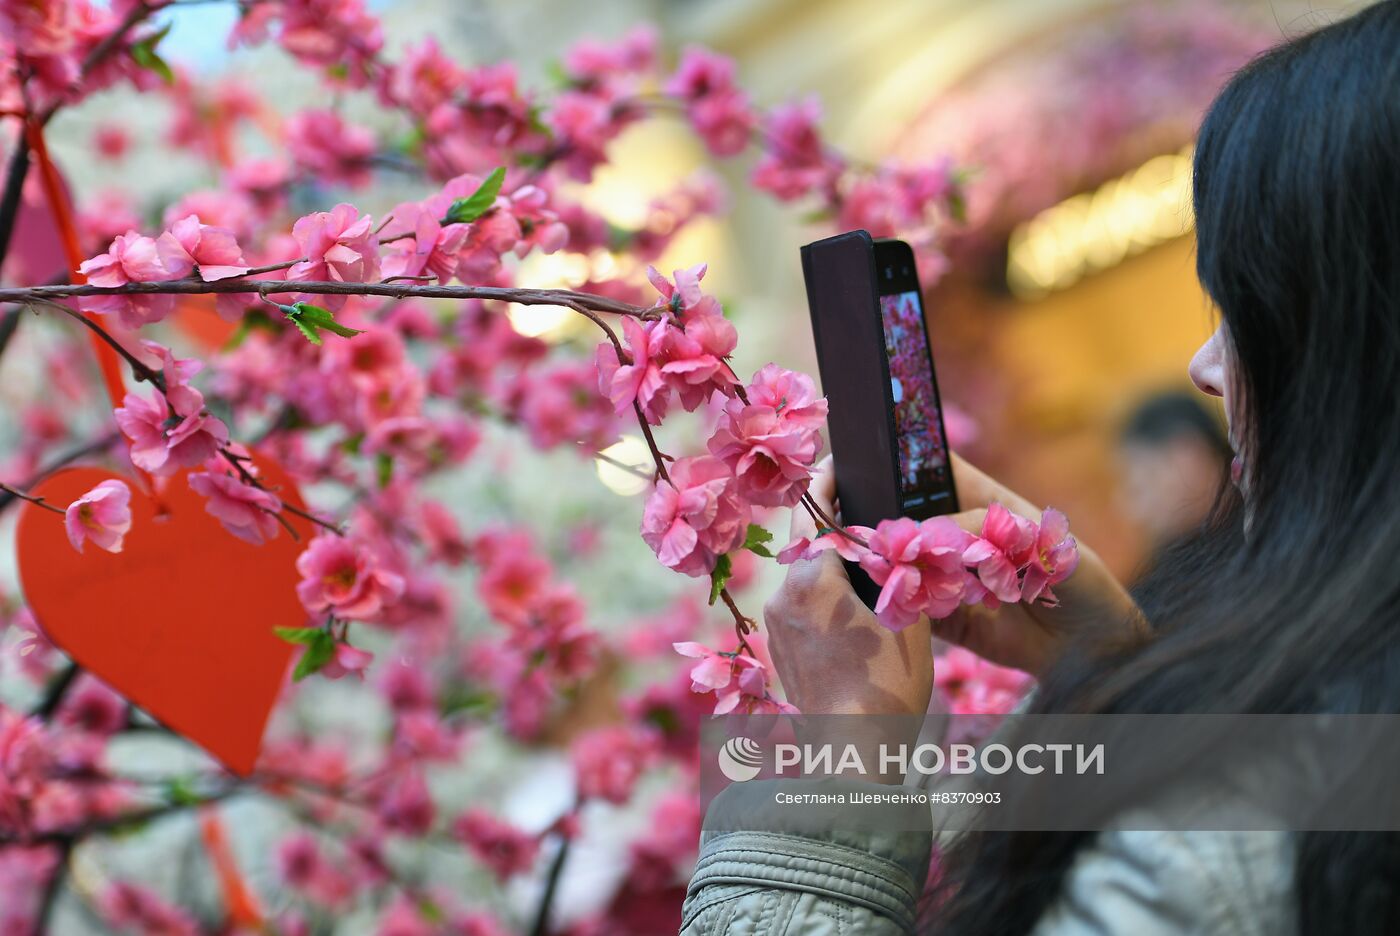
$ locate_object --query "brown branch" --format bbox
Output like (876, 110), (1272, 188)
(0, 279), (652, 320)
(0, 481), (66, 515)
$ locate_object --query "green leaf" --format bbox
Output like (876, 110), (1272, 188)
(443, 166), (506, 224)
(708, 553), (733, 606)
(947, 188), (968, 224)
(163, 776), (201, 807)
(440, 687), (495, 717)
(544, 59), (574, 89)
(742, 524), (775, 558)
(274, 626), (325, 646)
(282, 302), (363, 345)
(292, 630), (336, 681)
(129, 23), (175, 85)
(375, 452), (393, 489)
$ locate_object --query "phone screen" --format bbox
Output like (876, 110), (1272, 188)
(878, 289), (956, 519)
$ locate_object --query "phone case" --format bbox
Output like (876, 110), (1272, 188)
(800, 230), (904, 610)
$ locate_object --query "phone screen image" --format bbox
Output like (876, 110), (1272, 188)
(878, 290), (955, 518)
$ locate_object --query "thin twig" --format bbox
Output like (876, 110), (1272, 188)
(29, 299), (160, 386)
(0, 481), (66, 515)
(0, 431), (120, 515)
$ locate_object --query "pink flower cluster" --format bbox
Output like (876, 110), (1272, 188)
(285, 108), (378, 189)
(230, 0), (384, 87)
(780, 502), (1080, 632)
(674, 633), (796, 715)
(665, 47), (757, 157)
(605, 270), (827, 580)
(78, 216), (249, 328)
(114, 344), (230, 476)
(934, 646), (1033, 718)
(546, 25), (659, 181)
(464, 528), (600, 737)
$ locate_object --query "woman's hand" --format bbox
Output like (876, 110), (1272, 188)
(762, 458), (933, 717)
(936, 454), (1144, 677)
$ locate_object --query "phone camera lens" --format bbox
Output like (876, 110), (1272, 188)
(902, 266), (909, 275)
(885, 267), (894, 279)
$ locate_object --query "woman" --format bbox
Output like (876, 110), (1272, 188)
(682, 4), (1400, 933)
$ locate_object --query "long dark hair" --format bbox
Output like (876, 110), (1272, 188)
(935, 4), (1400, 932)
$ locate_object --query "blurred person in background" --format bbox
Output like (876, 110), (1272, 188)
(1116, 390), (1232, 582)
(684, 3), (1400, 934)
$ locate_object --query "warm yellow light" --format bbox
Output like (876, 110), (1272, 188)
(595, 435), (653, 496)
(507, 304), (573, 339)
(1007, 144), (1195, 300)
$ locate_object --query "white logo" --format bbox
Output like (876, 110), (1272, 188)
(718, 736), (763, 782)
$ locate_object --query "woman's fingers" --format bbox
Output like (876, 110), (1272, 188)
(950, 452), (1038, 517)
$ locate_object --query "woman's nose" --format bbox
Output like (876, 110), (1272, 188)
(1189, 326), (1227, 398)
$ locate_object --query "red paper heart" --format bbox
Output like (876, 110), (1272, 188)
(16, 459), (310, 775)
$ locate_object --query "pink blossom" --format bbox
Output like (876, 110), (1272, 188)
(377, 768), (434, 835)
(674, 636), (795, 714)
(595, 316), (671, 424)
(56, 675), (127, 735)
(162, 189), (257, 240)
(321, 641), (374, 680)
(571, 725), (656, 804)
(77, 231), (179, 328)
(381, 37), (464, 115)
(751, 96), (843, 201)
(187, 470), (283, 545)
(562, 24), (657, 83)
(276, 831), (355, 907)
(859, 517), (975, 631)
(76, 191), (143, 253)
(64, 479), (132, 554)
(114, 388), (229, 476)
(709, 364), (827, 507)
(380, 201), (468, 282)
(295, 535), (405, 620)
(0, 706), (52, 838)
(962, 501), (1038, 606)
(672, 641), (734, 694)
(156, 214), (249, 282)
(665, 47), (756, 157)
(418, 500), (469, 565)
(93, 124), (129, 160)
(287, 203), (380, 310)
(452, 809), (539, 880)
(99, 882), (199, 936)
(140, 340), (206, 417)
(285, 108), (376, 187)
(1021, 508), (1079, 605)
(476, 546), (552, 627)
(641, 455), (750, 578)
(506, 361), (618, 452)
(275, 0), (384, 84)
(546, 90), (624, 182)
(641, 263), (738, 410)
(935, 646), (1033, 717)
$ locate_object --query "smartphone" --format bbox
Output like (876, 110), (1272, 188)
(801, 232), (959, 605)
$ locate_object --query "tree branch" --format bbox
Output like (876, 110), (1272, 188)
(0, 279), (654, 320)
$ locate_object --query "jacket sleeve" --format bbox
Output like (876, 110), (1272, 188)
(681, 779), (932, 936)
(1030, 828), (1295, 936)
